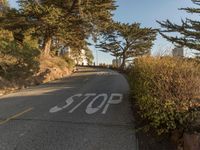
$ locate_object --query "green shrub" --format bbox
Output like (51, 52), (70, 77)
(129, 56), (200, 135)
(0, 39), (40, 80)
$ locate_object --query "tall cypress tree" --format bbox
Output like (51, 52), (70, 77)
(15, 0), (116, 56)
(157, 0), (200, 52)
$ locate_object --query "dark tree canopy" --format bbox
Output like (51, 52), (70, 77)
(157, 0), (200, 52)
(0, 0), (116, 56)
(97, 22), (156, 69)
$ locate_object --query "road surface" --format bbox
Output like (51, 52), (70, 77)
(0, 67), (137, 150)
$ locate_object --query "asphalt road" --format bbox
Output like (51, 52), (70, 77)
(0, 67), (137, 150)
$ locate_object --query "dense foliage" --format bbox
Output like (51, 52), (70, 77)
(0, 0), (116, 56)
(129, 57), (200, 135)
(0, 0), (114, 83)
(0, 32), (40, 80)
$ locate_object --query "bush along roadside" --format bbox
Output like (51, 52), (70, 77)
(129, 56), (200, 150)
(0, 38), (75, 95)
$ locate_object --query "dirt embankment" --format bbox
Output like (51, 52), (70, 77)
(0, 57), (73, 95)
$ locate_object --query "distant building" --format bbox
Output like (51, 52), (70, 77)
(68, 48), (88, 66)
(77, 49), (88, 66)
(172, 47), (184, 57)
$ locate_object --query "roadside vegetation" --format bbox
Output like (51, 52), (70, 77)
(1, 0), (200, 149)
(129, 56), (200, 132)
(0, 0), (113, 94)
(127, 0), (200, 149)
(0, 24), (75, 94)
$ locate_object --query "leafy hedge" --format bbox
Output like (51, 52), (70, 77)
(129, 57), (200, 135)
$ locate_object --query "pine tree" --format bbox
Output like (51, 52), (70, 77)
(0, 7), (31, 43)
(15, 0), (116, 56)
(157, 0), (200, 52)
(17, 0), (66, 55)
(97, 22), (156, 69)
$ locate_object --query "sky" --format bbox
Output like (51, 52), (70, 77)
(8, 0), (198, 64)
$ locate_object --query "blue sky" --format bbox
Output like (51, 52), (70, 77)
(9, 0), (198, 64)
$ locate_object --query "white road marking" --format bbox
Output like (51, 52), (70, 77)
(49, 94), (82, 113)
(102, 93), (123, 114)
(49, 93), (123, 114)
(49, 106), (62, 113)
(68, 93), (96, 113)
(86, 93), (108, 114)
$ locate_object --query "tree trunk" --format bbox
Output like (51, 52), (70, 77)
(42, 37), (52, 57)
(120, 52), (126, 70)
(115, 56), (118, 68)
